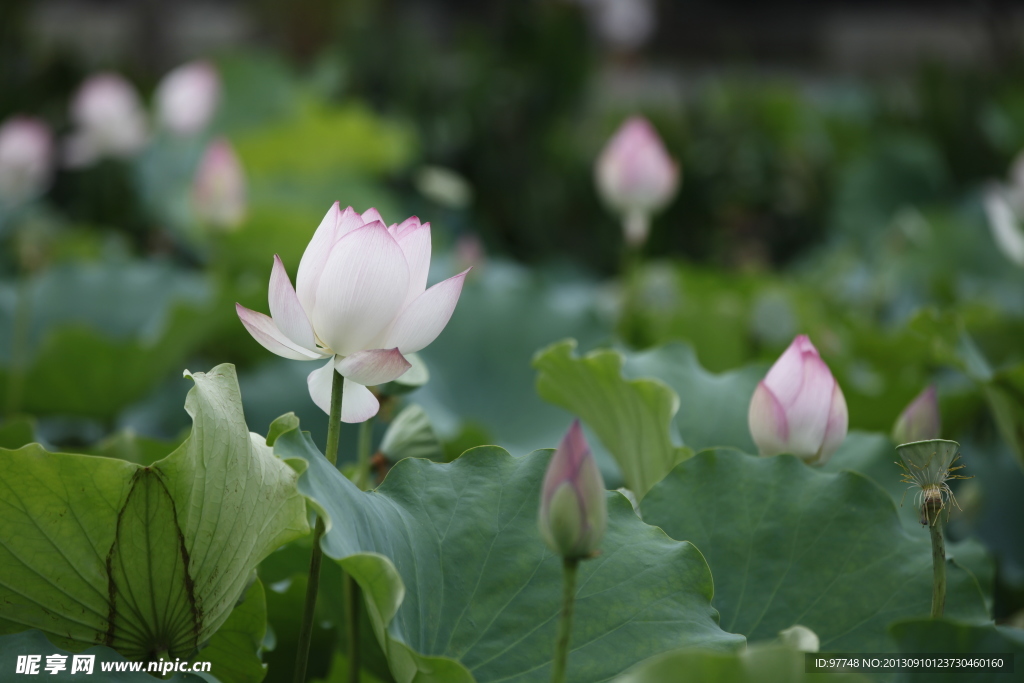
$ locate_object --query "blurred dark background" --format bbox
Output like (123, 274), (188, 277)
(5, 0), (1024, 273)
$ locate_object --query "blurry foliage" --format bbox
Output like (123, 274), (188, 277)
(5, 3), (1024, 678)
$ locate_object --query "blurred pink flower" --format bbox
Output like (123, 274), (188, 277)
(748, 335), (848, 465)
(193, 138), (246, 230)
(65, 73), (148, 167)
(0, 116), (53, 206)
(155, 61), (221, 136)
(595, 115), (679, 245)
(892, 385), (941, 445)
(236, 205), (469, 422)
(538, 420), (607, 560)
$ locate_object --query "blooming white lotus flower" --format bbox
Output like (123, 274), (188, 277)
(193, 138), (246, 230)
(236, 204), (469, 422)
(748, 335), (848, 465)
(595, 115), (679, 245)
(64, 73), (148, 167)
(0, 116), (53, 206)
(155, 61), (221, 136)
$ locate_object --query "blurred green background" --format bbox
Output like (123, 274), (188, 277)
(3, 1), (1024, 680)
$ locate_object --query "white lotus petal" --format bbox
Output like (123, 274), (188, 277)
(269, 255), (316, 350)
(313, 221), (410, 355)
(396, 221), (431, 305)
(306, 357), (337, 415)
(342, 379), (379, 423)
(296, 202), (343, 313)
(384, 269), (469, 353)
(236, 303), (323, 361)
(335, 348), (411, 386)
(983, 187), (1024, 267)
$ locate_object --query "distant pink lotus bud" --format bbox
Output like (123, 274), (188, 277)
(595, 116), (679, 245)
(65, 73), (148, 167)
(748, 335), (848, 465)
(0, 116), (53, 206)
(538, 421), (608, 560)
(892, 385), (941, 445)
(155, 60), (221, 136)
(193, 138), (246, 230)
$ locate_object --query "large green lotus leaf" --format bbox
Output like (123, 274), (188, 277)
(612, 643), (871, 683)
(0, 364), (308, 663)
(273, 420), (743, 683)
(192, 578), (267, 683)
(621, 342), (765, 454)
(0, 261), (219, 420)
(409, 262), (610, 458)
(533, 339), (689, 498)
(0, 629), (210, 681)
(888, 619), (1024, 683)
(641, 450), (990, 652)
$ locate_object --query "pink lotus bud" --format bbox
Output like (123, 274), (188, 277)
(748, 335), (848, 465)
(595, 116), (679, 245)
(155, 61), (221, 136)
(0, 116), (53, 206)
(65, 73), (148, 166)
(193, 138), (246, 230)
(892, 385), (941, 445)
(538, 420), (608, 560)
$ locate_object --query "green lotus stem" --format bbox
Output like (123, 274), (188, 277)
(928, 508), (946, 618)
(343, 415), (374, 683)
(550, 558), (579, 683)
(356, 416), (373, 491)
(293, 370), (344, 683)
(345, 572), (361, 683)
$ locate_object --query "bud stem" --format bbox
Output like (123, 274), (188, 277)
(927, 502), (946, 618)
(551, 558), (579, 683)
(293, 369), (344, 683)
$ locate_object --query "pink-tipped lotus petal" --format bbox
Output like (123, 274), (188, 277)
(296, 202), (343, 313)
(816, 382), (849, 464)
(360, 207), (383, 225)
(391, 215), (421, 238)
(384, 269), (469, 354)
(342, 379), (379, 423)
(748, 382), (789, 457)
(313, 221), (410, 356)
(236, 303), (324, 361)
(269, 255), (317, 351)
(335, 348), (411, 386)
(762, 334), (818, 408)
(781, 354), (836, 457)
(396, 221), (431, 305)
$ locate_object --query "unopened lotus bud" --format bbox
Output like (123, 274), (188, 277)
(892, 385), (941, 445)
(748, 335), (848, 465)
(65, 73), (148, 167)
(193, 138), (246, 230)
(0, 116), (53, 206)
(539, 420), (607, 560)
(896, 439), (966, 526)
(155, 60), (221, 136)
(595, 116), (679, 246)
